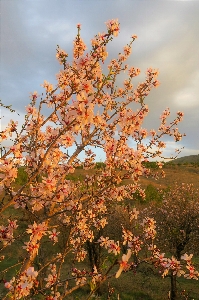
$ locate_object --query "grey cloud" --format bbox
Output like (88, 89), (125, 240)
(1, 0), (199, 158)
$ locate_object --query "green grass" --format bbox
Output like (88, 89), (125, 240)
(1, 242), (199, 299)
(55, 266), (199, 299)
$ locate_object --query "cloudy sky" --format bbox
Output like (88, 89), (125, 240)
(1, 0), (199, 161)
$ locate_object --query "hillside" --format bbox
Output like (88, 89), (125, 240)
(167, 154), (199, 164)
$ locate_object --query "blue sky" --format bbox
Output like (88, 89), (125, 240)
(1, 0), (199, 161)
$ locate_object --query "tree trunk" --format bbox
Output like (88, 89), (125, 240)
(86, 233), (102, 296)
(170, 273), (177, 300)
(86, 239), (101, 272)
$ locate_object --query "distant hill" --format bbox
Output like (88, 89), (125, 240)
(167, 154), (199, 164)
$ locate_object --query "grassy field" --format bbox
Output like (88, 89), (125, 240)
(65, 164), (199, 189)
(1, 164), (199, 299)
(60, 260), (199, 300)
(140, 164), (199, 189)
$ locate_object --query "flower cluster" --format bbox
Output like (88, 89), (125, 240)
(5, 267), (38, 299)
(116, 249), (132, 278)
(154, 251), (199, 280)
(0, 120), (18, 142)
(181, 254), (199, 280)
(23, 222), (47, 258)
(105, 19), (120, 36)
(0, 219), (18, 246)
(141, 217), (157, 240)
(98, 236), (121, 255)
(72, 268), (87, 286)
(48, 228), (60, 244)
(0, 158), (18, 191)
(45, 264), (58, 288)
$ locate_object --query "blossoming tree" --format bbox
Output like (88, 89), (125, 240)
(0, 20), (196, 299)
(141, 183), (199, 299)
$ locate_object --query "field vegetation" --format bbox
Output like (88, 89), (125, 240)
(1, 163), (199, 299)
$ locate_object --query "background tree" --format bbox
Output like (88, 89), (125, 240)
(141, 183), (199, 299)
